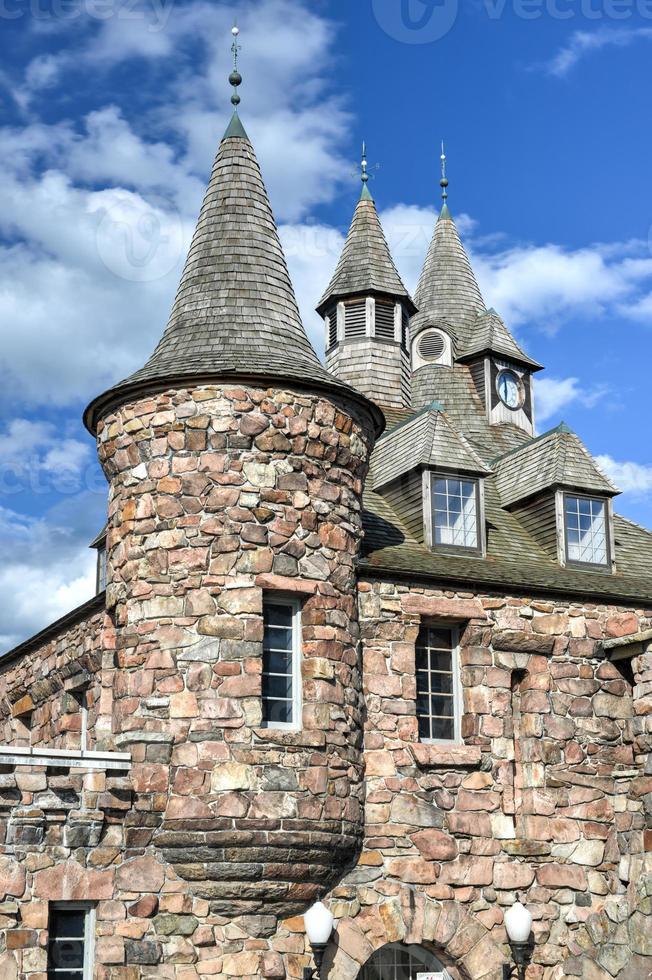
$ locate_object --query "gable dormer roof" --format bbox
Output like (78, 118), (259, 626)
(411, 205), (485, 343)
(85, 114), (382, 434)
(372, 402), (491, 491)
(494, 423), (620, 508)
(458, 309), (543, 371)
(316, 187), (416, 315)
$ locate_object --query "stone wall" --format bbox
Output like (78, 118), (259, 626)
(0, 578), (650, 978)
(0, 605), (105, 749)
(93, 381), (376, 917)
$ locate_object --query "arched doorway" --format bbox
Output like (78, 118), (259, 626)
(359, 942), (453, 979)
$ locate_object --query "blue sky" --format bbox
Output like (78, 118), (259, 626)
(1, 0), (652, 649)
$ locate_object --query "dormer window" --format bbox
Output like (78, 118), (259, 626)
(426, 472), (484, 556)
(563, 493), (610, 568)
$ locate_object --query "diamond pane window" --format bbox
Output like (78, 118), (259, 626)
(415, 626), (460, 743)
(431, 476), (479, 551)
(564, 495), (609, 567)
(262, 599), (302, 729)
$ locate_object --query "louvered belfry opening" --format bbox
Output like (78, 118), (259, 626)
(344, 299), (367, 339)
(326, 306), (338, 350)
(375, 298), (396, 340)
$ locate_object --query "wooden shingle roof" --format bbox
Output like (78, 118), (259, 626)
(459, 309), (543, 371)
(316, 188), (416, 314)
(85, 115), (382, 433)
(411, 205), (485, 345)
(372, 404), (491, 490)
(494, 423), (620, 507)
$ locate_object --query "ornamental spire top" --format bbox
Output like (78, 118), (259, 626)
(229, 24), (242, 109)
(440, 140), (448, 203)
(359, 140), (376, 201)
(439, 140), (450, 219)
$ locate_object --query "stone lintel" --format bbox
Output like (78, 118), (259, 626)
(401, 596), (487, 621)
(409, 743), (482, 768)
(255, 574), (320, 595)
(603, 627), (652, 652)
(10, 695), (34, 718)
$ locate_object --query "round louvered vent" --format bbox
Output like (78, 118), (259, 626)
(418, 329), (446, 362)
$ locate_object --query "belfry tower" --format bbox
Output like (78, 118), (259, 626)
(318, 144), (416, 411)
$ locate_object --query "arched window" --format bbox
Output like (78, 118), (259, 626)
(359, 942), (452, 979)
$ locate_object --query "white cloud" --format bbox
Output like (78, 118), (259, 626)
(0, 419), (92, 491)
(0, 495), (104, 652)
(541, 27), (652, 77)
(534, 376), (609, 427)
(595, 455), (652, 498)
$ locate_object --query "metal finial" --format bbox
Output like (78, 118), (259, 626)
(361, 140), (369, 184)
(440, 140), (449, 202)
(229, 24), (242, 108)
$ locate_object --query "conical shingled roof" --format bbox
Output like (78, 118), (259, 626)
(411, 206), (485, 345)
(494, 423), (620, 508)
(85, 115), (381, 433)
(316, 189), (416, 315)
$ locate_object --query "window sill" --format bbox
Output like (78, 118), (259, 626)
(0, 746), (131, 771)
(409, 742), (482, 768)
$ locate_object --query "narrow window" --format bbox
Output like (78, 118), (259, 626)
(262, 599), (301, 729)
(343, 299), (367, 339)
(96, 543), (107, 593)
(415, 626), (460, 742)
(564, 494), (609, 567)
(48, 905), (94, 980)
(374, 299), (396, 340)
(431, 475), (480, 552)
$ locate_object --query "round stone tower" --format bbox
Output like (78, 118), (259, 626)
(84, 105), (382, 916)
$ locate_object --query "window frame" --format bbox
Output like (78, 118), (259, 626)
(47, 903), (96, 980)
(560, 491), (612, 571)
(415, 624), (462, 746)
(96, 542), (107, 594)
(424, 470), (485, 558)
(261, 596), (303, 732)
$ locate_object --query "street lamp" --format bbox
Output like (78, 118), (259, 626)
(502, 898), (534, 980)
(303, 901), (334, 980)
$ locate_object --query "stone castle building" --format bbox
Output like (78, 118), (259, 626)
(0, 52), (651, 980)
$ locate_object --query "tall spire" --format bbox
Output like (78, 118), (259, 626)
(84, 29), (379, 433)
(316, 147), (415, 315)
(411, 144), (484, 345)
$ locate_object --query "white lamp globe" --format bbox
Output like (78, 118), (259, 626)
(504, 901), (532, 944)
(304, 901), (334, 946)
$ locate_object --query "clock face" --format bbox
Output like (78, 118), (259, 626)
(497, 369), (523, 410)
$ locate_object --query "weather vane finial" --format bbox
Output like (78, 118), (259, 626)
(440, 140), (449, 203)
(230, 23), (242, 109)
(361, 140), (369, 185)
